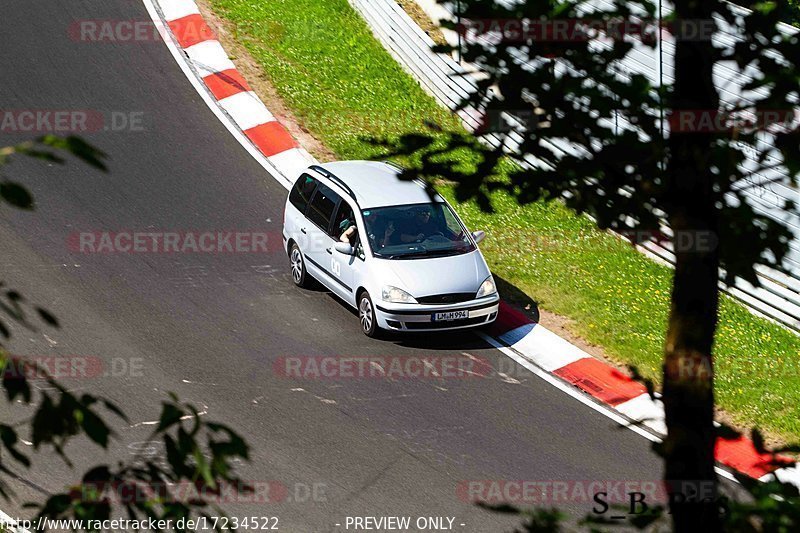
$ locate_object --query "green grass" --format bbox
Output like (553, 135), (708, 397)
(210, 0), (800, 442)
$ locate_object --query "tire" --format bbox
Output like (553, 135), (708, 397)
(289, 243), (311, 288)
(358, 291), (380, 338)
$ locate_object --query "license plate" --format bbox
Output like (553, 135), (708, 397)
(432, 310), (469, 322)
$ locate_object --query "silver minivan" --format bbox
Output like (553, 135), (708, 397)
(282, 161), (499, 337)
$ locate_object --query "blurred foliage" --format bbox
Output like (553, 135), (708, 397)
(0, 139), (250, 531)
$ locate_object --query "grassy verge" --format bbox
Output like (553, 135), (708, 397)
(209, 0), (800, 442)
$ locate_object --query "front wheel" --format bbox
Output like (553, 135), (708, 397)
(289, 243), (311, 288)
(358, 291), (380, 338)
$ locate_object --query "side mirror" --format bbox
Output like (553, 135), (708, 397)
(334, 242), (355, 255)
(471, 230), (486, 244)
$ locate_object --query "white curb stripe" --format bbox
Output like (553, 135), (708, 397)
(499, 323), (590, 372)
(160, 0), (200, 22)
(185, 40), (235, 77)
(218, 91), (275, 131)
(269, 147), (316, 180)
(615, 393), (667, 436)
(762, 465), (800, 486)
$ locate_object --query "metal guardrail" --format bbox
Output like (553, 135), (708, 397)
(349, 0), (800, 330)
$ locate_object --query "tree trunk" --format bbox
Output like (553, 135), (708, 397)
(663, 1), (721, 531)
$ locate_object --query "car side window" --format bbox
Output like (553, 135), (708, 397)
(306, 183), (340, 232)
(333, 202), (365, 259)
(332, 202), (356, 240)
(289, 174), (318, 212)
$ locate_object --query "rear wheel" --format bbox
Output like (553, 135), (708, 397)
(358, 291), (380, 338)
(289, 243), (311, 288)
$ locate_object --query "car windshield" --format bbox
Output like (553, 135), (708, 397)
(361, 202), (476, 259)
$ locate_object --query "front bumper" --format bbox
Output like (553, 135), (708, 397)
(374, 296), (500, 332)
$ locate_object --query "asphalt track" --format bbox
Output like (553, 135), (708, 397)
(0, 1), (668, 530)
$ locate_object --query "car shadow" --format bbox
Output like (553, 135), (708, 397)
(493, 272), (540, 323)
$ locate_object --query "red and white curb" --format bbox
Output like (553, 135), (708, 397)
(147, 0), (798, 491)
(158, 0), (315, 180)
(485, 302), (800, 487)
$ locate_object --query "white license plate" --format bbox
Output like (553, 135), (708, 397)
(432, 310), (469, 322)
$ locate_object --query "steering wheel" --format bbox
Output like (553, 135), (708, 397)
(420, 232), (449, 243)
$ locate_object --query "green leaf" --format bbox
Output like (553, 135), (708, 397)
(36, 307), (59, 327)
(0, 424), (30, 467)
(82, 465), (111, 484)
(80, 408), (112, 448)
(102, 399), (129, 422)
(752, 428), (767, 454)
(38, 135), (108, 172)
(0, 182), (34, 209)
(157, 403), (185, 432)
(716, 422), (741, 441)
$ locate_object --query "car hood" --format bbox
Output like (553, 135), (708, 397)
(380, 250), (490, 297)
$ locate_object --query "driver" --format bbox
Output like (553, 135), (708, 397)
(399, 206), (438, 243)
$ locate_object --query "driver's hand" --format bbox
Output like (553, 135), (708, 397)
(417, 233), (425, 241)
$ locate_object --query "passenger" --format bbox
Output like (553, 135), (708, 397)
(399, 206), (438, 243)
(339, 217), (357, 245)
(363, 211), (395, 250)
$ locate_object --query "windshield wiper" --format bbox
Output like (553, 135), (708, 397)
(397, 249), (459, 259)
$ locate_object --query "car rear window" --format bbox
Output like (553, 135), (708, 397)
(306, 183), (340, 231)
(289, 174), (317, 212)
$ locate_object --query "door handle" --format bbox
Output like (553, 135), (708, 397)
(326, 247), (333, 254)
(300, 228), (307, 234)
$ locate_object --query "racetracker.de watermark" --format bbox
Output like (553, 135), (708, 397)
(668, 109), (800, 134)
(68, 18), (214, 44)
(274, 355), (493, 380)
(0, 109), (145, 133)
(67, 231), (275, 254)
(70, 480), (326, 504)
(1, 355), (144, 380)
(457, 18), (719, 43)
(482, 229), (718, 255)
(457, 479), (721, 506)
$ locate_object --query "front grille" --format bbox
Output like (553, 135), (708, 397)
(404, 316), (488, 330)
(416, 292), (475, 305)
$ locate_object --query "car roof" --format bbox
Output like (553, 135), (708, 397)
(313, 160), (444, 209)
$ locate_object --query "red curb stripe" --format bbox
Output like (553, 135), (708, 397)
(203, 69), (252, 100)
(487, 301), (534, 337)
(168, 14), (215, 49)
(245, 121), (297, 157)
(553, 358), (647, 406)
(715, 436), (791, 479)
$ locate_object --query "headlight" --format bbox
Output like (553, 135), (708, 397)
(476, 275), (497, 298)
(382, 285), (417, 304)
